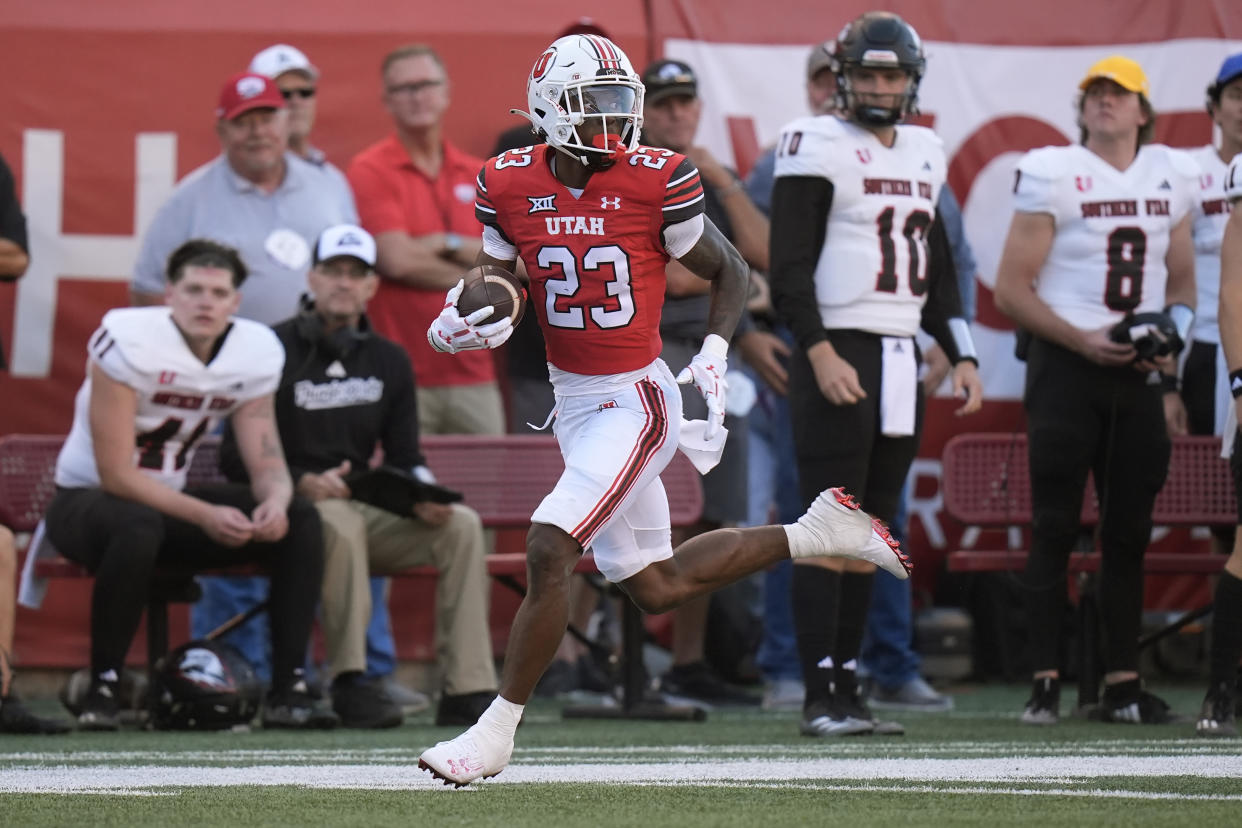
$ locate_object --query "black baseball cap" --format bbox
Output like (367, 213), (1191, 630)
(642, 59), (698, 104)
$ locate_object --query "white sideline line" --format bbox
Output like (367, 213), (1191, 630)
(2, 755), (1240, 795)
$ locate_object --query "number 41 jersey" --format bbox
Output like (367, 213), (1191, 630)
(476, 144), (704, 375)
(55, 307), (284, 491)
(1014, 143), (1198, 330)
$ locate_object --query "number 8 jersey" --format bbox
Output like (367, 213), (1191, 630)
(55, 307), (284, 491)
(475, 144), (705, 376)
(1013, 143), (1198, 330)
(773, 116), (947, 337)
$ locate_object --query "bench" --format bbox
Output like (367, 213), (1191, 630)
(1, 433), (704, 715)
(940, 431), (1232, 708)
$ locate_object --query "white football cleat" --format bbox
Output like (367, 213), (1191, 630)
(418, 725), (514, 787)
(791, 487), (911, 578)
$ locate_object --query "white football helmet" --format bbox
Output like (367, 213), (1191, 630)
(513, 34), (644, 167)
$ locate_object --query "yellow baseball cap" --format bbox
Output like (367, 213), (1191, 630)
(1078, 55), (1150, 96)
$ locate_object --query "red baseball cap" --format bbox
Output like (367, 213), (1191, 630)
(216, 72), (285, 121)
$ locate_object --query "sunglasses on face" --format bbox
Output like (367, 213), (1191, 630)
(281, 88), (317, 100)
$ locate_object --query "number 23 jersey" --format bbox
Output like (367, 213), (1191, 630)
(1013, 143), (1198, 330)
(55, 307), (284, 491)
(475, 145), (704, 375)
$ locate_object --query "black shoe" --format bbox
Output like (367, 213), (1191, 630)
(800, 697), (874, 736)
(1097, 680), (1185, 724)
(659, 661), (758, 706)
(1196, 682), (1238, 738)
(0, 694), (72, 734)
(78, 681), (121, 731)
(331, 674), (404, 729)
(435, 690), (495, 726)
(263, 681), (340, 730)
(534, 659), (577, 698)
(1020, 677), (1060, 726)
(836, 686), (904, 736)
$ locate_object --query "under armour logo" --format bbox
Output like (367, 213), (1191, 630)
(601, 196), (621, 210)
(856, 149), (872, 164)
(527, 194), (558, 214)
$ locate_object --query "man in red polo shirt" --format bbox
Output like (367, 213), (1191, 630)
(348, 44), (502, 436)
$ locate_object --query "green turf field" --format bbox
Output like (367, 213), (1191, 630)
(2, 683), (1239, 827)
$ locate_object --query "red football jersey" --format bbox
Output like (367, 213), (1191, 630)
(476, 145), (704, 375)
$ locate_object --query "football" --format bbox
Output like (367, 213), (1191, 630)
(455, 265), (528, 326)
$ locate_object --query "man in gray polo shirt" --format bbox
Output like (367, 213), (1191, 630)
(131, 71), (357, 325)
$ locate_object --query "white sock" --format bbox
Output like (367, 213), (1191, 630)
(476, 695), (524, 737)
(783, 522), (820, 559)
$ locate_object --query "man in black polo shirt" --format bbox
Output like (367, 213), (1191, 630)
(222, 224), (498, 728)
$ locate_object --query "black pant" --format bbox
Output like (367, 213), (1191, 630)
(1022, 337), (1170, 674)
(45, 484), (323, 690)
(787, 330), (923, 522)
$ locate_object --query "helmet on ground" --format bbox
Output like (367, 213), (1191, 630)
(150, 639), (261, 730)
(515, 34), (644, 168)
(832, 11), (926, 126)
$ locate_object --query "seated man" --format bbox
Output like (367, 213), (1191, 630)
(1, 525), (71, 733)
(220, 225), (498, 728)
(43, 239), (337, 731)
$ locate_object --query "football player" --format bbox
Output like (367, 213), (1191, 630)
(769, 11), (981, 738)
(417, 33), (910, 786)
(995, 55), (1198, 725)
(1203, 151), (1242, 738)
(1182, 54), (1242, 554)
(42, 239), (336, 731)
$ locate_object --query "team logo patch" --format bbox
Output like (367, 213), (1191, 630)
(856, 148), (872, 164)
(527, 194), (558, 214)
(600, 196), (621, 210)
(597, 400), (618, 412)
(1075, 176), (1092, 192)
(235, 75), (266, 99)
(531, 48), (557, 82)
(1201, 174), (1214, 190)
(158, 371), (177, 385)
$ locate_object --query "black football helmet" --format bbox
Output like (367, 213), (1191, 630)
(150, 639), (261, 730)
(832, 11), (926, 126)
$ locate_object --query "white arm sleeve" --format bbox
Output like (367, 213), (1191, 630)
(482, 225), (518, 260)
(662, 213), (705, 259)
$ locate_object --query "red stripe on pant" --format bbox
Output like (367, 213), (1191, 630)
(570, 379), (669, 546)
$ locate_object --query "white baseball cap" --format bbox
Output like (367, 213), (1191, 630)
(313, 224), (376, 267)
(249, 44), (319, 81)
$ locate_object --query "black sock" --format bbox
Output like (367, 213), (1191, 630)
(834, 571), (875, 688)
(793, 566), (841, 707)
(1209, 570), (1242, 687)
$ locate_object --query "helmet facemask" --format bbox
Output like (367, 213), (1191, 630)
(836, 66), (921, 127)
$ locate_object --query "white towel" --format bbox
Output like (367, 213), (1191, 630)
(677, 418), (729, 474)
(880, 336), (918, 437)
(17, 519), (58, 610)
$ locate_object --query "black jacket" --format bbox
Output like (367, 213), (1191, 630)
(220, 311), (425, 484)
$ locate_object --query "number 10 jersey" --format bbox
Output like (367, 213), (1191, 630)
(475, 145), (704, 376)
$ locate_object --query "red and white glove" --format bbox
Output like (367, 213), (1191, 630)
(427, 279), (515, 354)
(676, 333), (729, 440)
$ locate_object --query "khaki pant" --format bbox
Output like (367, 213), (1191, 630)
(315, 499), (497, 695)
(418, 382), (505, 436)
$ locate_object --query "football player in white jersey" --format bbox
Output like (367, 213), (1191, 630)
(43, 239), (336, 731)
(1201, 153), (1242, 738)
(770, 11), (982, 738)
(1183, 54), (1242, 556)
(995, 55), (1198, 726)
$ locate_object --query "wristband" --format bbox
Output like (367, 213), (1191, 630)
(1231, 369), (1242, 399)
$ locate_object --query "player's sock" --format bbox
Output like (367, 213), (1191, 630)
(834, 571), (874, 677)
(476, 695), (524, 740)
(793, 566), (840, 706)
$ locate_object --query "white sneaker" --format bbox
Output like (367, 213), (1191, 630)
(791, 488), (911, 578)
(419, 724), (513, 787)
